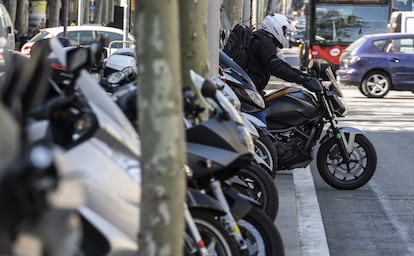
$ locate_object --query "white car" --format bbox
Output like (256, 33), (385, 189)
(21, 25), (135, 57)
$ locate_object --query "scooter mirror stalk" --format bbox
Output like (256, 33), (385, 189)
(201, 80), (217, 99)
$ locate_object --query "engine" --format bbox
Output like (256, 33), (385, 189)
(272, 124), (317, 170)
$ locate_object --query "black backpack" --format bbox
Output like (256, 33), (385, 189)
(223, 24), (253, 70)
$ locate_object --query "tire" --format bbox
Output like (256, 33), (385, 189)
(254, 129), (278, 179)
(361, 71), (391, 98)
(317, 134), (377, 190)
(358, 85), (368, 96)
(185, 209), (241, 256)
(236, 165), (279, 221)
(237, 207), (285, 256)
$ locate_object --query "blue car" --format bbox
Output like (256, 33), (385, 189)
(336, 33), (414, 98)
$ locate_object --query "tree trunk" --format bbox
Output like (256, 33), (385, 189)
(266, 0), (273, 15)
(47, 0), (61, 27)
(15, 0), (29, 37)
(222, 0), (243, 28)
(109, 0), (115, 22)
(82, 0), (89, 24)
(94, 0), (104, 24)
(135, 0), (186, 255)
(102, 0), (114, 25)
(179, 0), (210, 87)
(256, 0), (265, 26)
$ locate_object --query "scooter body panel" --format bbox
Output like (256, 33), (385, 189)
(186, 188), (227, 216)
(186, 116), (252, 160)
(186, 142), (245, 179)
(65, 139), (140, 242)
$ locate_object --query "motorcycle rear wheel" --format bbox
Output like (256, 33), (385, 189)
(317, 134), (377, 190)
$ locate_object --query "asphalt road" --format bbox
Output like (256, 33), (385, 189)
(312, 87), (414, 256)
(277, 48), (414, 255)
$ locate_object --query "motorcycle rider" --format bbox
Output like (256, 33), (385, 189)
(246, 13), (322, 124)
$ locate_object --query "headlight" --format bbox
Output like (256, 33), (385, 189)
(245, 89), (265, 109)
(107, 71), (126, 84)
(233, 87), (265, 109)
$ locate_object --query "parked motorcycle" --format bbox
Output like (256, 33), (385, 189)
(102, 50), (279, 221)
(220, 48), (377, 190)
(185, 70), (285, 255)
(265, 60), (377, 190)
(219, 50), (279, 178)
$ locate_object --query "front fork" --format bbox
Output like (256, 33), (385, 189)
(327, 126), (362, 163)
(208, 179), (248, 253)
(184, 204), (210, 256)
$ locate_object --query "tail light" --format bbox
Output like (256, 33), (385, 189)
(21, 45), (32, 55)
(50, 62), (66, 71)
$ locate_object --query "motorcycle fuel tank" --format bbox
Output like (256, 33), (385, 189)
(264, 87), (321, 130)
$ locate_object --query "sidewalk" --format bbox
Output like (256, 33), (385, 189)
(274, 167), (330, 256)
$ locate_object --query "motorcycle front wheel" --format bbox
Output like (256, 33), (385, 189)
(185, 209), (241, 256)
(317, 134), (377, 190)
(237, 207), (285, 256)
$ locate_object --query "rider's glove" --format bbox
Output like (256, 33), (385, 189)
(303, 76), (323, 92)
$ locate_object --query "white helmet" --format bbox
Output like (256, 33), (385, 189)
(262, 13), (292, 48)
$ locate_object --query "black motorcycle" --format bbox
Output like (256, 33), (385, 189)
(264, 60), (377, 190)
(184, 71), (284, 255)
(219, 50), (279, 179)
(220, 51), (377, 190)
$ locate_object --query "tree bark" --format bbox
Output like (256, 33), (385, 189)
(266, 0), (274, 15)
(82, 0), (89, 24)
(47, 0), (61, 27)
(179, 0), (210, 87)
(135, 0), (186, 255)
(93, 0), (105, 24)
(15, 0), (29, 37)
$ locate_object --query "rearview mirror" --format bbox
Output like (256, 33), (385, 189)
(66, 47), (89, 73)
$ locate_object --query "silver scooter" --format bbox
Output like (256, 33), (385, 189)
(30, 39), (240, 255)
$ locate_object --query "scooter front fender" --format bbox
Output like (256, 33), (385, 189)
(223, 186), (260, 220)
(320, 126), (365, 153)
(240, 112), (266, 129)
(186, 188), (227, 217)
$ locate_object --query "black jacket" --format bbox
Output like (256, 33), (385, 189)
(246, 29), (307, 92)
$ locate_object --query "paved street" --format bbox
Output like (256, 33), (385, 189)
(313, 87), (414, 256)
(270, 48), (414, 255)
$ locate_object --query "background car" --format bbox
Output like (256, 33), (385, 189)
(336, 32), (414, 98)
(20, 25), (135, 57)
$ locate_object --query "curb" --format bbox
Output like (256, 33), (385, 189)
(293, 167), (330, 256)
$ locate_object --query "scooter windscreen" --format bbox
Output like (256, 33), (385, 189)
(190, 70), (243, 125)
(211, 76), (242, 111)
(219, 50), (256, 89)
